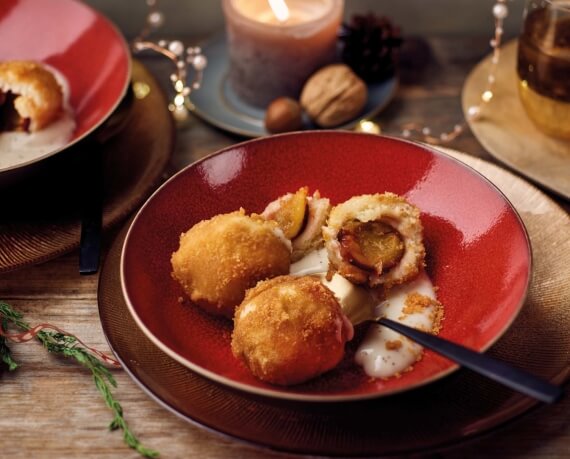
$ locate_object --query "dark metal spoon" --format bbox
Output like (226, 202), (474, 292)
(378, 317), (564, 404)
(302, 270), (562, 403)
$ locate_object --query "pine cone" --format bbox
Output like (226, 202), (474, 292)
(339, 13), (403, 83)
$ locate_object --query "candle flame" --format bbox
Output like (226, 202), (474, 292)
(268, 0), (289, 22)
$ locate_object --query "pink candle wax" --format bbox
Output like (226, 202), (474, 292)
(223, 0), (344, 108)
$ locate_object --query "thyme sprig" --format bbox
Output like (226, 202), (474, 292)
(0, 301), (158, 458)
(0, 315), (18, 371)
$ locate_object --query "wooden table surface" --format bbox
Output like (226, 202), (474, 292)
(1, 36), (569, 459)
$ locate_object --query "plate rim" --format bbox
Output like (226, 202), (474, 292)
(99, 335), (564, 458)
(119, 131), (532, 402)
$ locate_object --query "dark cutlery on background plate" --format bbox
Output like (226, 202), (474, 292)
(79, 86), (135, 275)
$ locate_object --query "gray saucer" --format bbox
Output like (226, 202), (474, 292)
(190, 34), (398, 138)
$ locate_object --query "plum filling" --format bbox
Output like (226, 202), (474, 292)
(262, 187), (308, 239)
(338, 220), (404, 275)
(0, 91), (30, 132)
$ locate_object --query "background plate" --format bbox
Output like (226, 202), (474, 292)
(0, 0), (131, 176)
(99, 148), (570, 456)
(0, 60), (174, 273)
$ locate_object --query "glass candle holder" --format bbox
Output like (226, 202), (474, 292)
(517, 0), (570, 139)
(222, 0), (344, 108)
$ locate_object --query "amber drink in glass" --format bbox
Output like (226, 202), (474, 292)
(517, 0), (570, 139)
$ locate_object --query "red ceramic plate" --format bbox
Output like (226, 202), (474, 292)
(0, 0), (130, 174)
(121, 132), (532, 401)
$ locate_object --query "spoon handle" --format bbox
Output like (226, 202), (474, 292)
(378, 318), (564, 404)
(79, 144), (102, 275)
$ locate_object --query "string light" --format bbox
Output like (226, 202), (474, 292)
(132, 0), (206, 122)
(399, 0), (509, 145)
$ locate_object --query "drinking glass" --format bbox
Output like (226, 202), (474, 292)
(517, 0), (570, 139)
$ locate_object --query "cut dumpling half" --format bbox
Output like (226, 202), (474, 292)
(323, 193), (425, 289)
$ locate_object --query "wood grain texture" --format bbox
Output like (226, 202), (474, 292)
(0, 36), (568, 459)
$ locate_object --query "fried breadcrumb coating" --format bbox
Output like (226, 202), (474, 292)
(232, 275), (354, 385)
(171, 210), (291, 318)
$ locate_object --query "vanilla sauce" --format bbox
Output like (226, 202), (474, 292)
(290, 248), (440, 379)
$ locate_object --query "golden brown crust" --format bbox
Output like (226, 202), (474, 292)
(231, 275), (353, 385)
(0, 60), (63, 131)
(171, 210), (291, 318)
(398, 292), (445, 335)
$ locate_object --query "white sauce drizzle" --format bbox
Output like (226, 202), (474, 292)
(355, 272), (438, 379)
(0, 65), (76, 169)
(290, 248), (440, 379)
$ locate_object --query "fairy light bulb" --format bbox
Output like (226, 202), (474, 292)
(132, 0), (207, 124)
(493, 3), (508, 19)
(482, 90), (494, 102)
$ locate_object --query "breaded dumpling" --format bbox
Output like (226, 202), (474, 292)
(323, 193), (425, 289)
(171, 209), (292, 318)
(232, 275), (354, 385)
(0, 61), (63, 131)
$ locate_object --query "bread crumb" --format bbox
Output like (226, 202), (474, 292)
(431, 301), (445, 335)
(403, 292), (437, 314)
(385, 339), (402, 350)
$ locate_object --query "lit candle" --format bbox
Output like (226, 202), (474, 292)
(222, 0), (344, 108)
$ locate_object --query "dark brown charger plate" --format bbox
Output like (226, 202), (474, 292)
(0, 59), (175, 273)
(98, 148), (570, 456)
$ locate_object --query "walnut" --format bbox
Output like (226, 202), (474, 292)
(300, 64), (367, 128)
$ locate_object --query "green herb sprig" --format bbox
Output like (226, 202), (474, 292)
(0, 314), (18, 371)
(0, 301), (158, 458)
